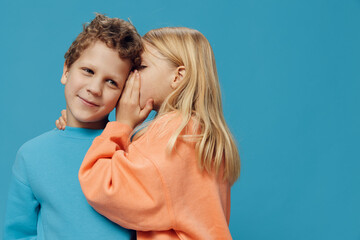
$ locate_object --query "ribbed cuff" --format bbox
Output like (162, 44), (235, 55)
(101, 121), (133, 138)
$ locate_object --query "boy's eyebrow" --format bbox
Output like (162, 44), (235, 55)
(78, 60), (96, 70)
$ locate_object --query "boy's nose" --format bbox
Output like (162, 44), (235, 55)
(86, 79), (102, 96)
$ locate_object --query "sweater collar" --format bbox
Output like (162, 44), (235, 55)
(56, 126), (103, 139)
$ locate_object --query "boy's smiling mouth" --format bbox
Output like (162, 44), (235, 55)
(78, 96), (99, 107)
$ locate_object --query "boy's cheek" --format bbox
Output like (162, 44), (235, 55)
(104, 91), (122, 109)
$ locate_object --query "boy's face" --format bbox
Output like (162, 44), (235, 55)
(61, 41), (131, 129)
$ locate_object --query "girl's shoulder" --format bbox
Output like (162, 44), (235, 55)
(137, 112), (200, 147)
(149, 112), (200, 134)
(132, 112), (200, 142)
(150, 112), (180, 127)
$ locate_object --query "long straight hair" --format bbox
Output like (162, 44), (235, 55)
(142, 27), (240, 185)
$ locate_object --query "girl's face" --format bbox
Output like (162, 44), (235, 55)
(138, 43), (176, 111)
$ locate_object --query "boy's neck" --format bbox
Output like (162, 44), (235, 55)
(67, 119), (109, 130)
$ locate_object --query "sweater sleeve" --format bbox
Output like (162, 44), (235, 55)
(80, 116), (232, 239)
(3, 151), (39, 240)
(78, 121), (174, 231)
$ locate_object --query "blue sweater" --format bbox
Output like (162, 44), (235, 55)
(3, 127), (135, 240)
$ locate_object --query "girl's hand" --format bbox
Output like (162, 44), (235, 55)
(116, 70), (153, 129)
(55, 109), (67, 130)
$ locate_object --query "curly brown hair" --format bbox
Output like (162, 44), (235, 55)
(64, 13), (143, 69)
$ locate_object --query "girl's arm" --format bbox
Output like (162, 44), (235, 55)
(78, 121), (174, 231)
(79, 115), (232, 239)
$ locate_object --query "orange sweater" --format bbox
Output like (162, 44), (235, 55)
(79, 114), (232, 239)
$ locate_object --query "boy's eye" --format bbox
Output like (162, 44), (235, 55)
(83, 68), (94, 74)
(106, 79), (118, 87)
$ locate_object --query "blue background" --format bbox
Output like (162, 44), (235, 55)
(1, 0), (359, 239)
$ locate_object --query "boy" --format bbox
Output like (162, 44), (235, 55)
(3, 14), (142, 239)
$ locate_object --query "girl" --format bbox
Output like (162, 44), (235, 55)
(58, 27), (240, 239)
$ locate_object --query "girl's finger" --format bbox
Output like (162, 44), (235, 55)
(55, 120), (61, 130)
(129, 70), (139, 99)
(126, 71), (136, 98)
(122, 71), (135, 100)
(139, 99), (154, 120)
(59, 117), (66, 130)
(61, 109), (67, 122)
(132, 71), (141, 102)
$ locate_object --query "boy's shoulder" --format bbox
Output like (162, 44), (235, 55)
(13, 129), (61, 183)
(18, 129), (60, 155)
(18, 127), (102, 154)
(13, 128), (101, 180)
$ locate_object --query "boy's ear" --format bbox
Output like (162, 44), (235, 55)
(60, 63), (69, 85)
(171, 66), (186, 89)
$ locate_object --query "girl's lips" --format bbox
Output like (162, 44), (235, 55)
(78, 96), (99, 107)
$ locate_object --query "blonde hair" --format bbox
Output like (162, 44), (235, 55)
(142, 27), (240, 185)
